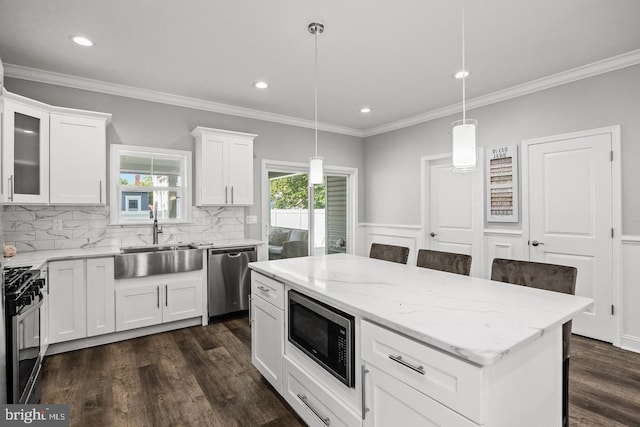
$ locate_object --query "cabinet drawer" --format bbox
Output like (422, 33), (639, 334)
(283, 357), (361, 427)
(251, 272), (284, 309)
(361, 320), (483, 423)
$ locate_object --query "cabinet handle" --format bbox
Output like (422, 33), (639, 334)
(99, 180), (102, 203)
(361, 364), (370, 420)
(165, 284), (168, 306)
(388, 354), (425, 375)
(297, 394), (330, 426)
(257, 285), (270, 293)
(248, 294), (252, 325)
(225, 185), (228, 204)
(8, 175), (14, 201)
(231, 186), (234, 204)
(157, 286), (160, 308)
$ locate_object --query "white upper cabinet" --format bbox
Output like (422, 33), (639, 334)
(1, 97), (50, 204)
(192, 127), (256, 206)
(50, 112), (109, 204)
(1, 90), (111, 205)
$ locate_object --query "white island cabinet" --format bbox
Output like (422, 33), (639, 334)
(249, 254), (593, 427)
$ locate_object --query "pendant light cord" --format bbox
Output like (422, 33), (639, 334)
(314, 27), (318, 157)
(462, 8), (466, 123)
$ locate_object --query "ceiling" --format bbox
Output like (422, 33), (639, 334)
(1, 0), (639, 136)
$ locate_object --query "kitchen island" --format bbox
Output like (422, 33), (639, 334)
(249, 254), (593, 427)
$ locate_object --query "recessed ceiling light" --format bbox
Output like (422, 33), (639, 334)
(71, 35), (94, 47)
(360, 107), (371, 113)
(254, 81), (269, 89)
(454, 70), (470, 79)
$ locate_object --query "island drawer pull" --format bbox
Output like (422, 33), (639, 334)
(257, 285), (270, 293)
(361, 364), (370, 420)
(389, 354), (425, 375)
(297, 393), (330, 426)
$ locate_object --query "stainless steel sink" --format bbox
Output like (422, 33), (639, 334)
(115, 245), (203, 279)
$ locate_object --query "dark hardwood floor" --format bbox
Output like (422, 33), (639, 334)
(41, 315), (640, 426)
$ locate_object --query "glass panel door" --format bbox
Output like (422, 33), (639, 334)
(13, 112), (41, 195)
(267, 168), (349, 260)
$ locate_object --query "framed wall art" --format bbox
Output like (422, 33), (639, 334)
(486, 145), (518, 222)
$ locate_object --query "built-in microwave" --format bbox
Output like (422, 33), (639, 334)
(288, 290), (355, 387)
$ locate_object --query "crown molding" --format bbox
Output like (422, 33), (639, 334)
(363, 49), (640, 137)
(3, 63), (366, 138)
(6, 48), (640, 140)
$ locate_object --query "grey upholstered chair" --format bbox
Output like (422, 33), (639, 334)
(416, 249), (472, 276)
(369, 243), (410, 264)
(490, 258), (577, 427)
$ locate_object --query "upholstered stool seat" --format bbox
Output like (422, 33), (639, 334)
(369, 243), (410, 264)
(416, 249), (472, 276)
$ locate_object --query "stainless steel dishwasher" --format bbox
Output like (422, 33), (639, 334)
(208, 246), (257, 317)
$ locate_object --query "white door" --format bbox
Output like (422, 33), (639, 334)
(425, 155), (483, 276)
(363, 364), (476, 427)
(48, 260), (87, 343)
(227, 136), (253, 205)
(163, 280), (203, 323)
(86, 257), (115, 337)
(50, 114), (106, 204)
(115, 284), (162, 331)
(199, 134), (227, 205)
(526, 130), (614, 342)
(251, 295), (283, 392)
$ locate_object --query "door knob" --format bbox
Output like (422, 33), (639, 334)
(430, 232), (437, 237)
(531, 240), (545, 247)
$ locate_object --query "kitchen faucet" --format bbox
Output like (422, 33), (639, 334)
(149, 203), (163, 244)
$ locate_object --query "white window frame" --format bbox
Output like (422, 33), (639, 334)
(110, 144), (192, 225)
(125, 195), (142, 212)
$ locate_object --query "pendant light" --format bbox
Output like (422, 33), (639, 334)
(308, 22), (324, 185)
(451, 9), (477, 172)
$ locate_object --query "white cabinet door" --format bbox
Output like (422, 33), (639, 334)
(50, 114), (107, 204)
(193, 127), (256, 206)
(48, 260), (87, 343)
(163, 279), (203, 323)
(1, 98), (50, 204)
(196, 133), (227, 205)
(363, 364), (477, 427)
(251, 294), (283, 392)
(86, 257), (115, 337)
(227, 136), (253, 205)
(115, 284), (163, 331)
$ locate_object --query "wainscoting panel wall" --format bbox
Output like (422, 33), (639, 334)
(621, 236), (640, 353)
(482, 229), (527, 279)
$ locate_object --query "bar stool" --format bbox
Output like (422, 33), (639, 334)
(369, 243), (410, 264)
(416, 249), (472, 276)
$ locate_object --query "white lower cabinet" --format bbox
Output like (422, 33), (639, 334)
(115, 272), (203, 332)
(283, 357), (361, 427)
(362, 364), (476, 427)
(250, 272), (284, 392)
(49, 257), (116, 344)
(48, 260), (87, 343)
(251, 292), (283, 392)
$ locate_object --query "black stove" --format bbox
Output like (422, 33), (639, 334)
(4, 264), (45, 403)
(4, 266), (44, 316)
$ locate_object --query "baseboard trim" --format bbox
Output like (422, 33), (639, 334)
(46, 316), (203, 355)
(620, 334), (640, 354)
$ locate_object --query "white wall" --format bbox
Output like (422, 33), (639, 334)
(362, 65), (640, 351)
(364, 64), (640, 234)
(4, 77), (366, 243)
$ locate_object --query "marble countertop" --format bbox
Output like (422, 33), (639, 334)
(249, 253), (593, 366)
(3, 238), (264, 269)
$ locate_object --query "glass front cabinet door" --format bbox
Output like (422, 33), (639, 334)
(2, 98), (50, 204)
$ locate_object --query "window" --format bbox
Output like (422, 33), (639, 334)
(110, 145), (191, 224)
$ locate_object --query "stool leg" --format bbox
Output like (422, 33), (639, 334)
(563, 357), (570, 427)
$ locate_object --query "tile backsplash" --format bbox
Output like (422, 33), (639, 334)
(2, 205), (245, 252)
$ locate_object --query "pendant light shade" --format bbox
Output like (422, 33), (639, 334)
(308, 22), (324, 186)
(452, 119), (477, 171)
(452, 9), (477, 172)
(309, 155), (324, 185)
